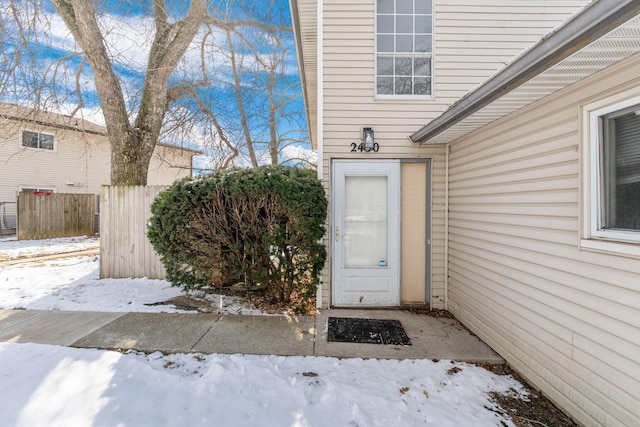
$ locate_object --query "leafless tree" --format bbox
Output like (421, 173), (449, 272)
(163, 19), (311, 170)
(0, 0), (299, 184)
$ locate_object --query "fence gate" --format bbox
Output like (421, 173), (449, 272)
(17, 192), (96, 240)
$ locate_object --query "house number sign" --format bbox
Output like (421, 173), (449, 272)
(350, 142), (380, 152)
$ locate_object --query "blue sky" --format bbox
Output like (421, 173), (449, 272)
(0, 0), (313, 168)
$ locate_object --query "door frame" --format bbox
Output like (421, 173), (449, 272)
(331, 159), (401, 307)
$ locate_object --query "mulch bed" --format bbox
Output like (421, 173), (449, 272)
(479, 362), (578, 427)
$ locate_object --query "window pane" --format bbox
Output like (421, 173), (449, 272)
(377, 15), (394, 33)
(603, 108), (640, 230)
(376, 0), (433, 97)
(614, 184), (640, 230)
(395, 57), (412, 76)
(414, 77), (432, 95)
(415, 34), (432, 53)
(414, 57), (431, 76)
(41, 134), (54, 150)
(344, 176), (388, 268)
(377, 0), (394, 14)
(415, 15), (432, 33)
(396, 15), (413, 33)
(415, 1), (432, 14)
(395, 76), (412, 95)
(22, 131), (39, 148)
(377, 77), (394, 94)
(377, 57), (393, 75)
(397, 0), (413, 14)
(396, 35), (412, 52)
(377, 34), (394, 52)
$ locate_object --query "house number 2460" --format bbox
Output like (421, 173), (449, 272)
(350, 142), (380, 152)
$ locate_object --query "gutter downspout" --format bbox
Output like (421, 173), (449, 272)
(444, 144), (449, 310)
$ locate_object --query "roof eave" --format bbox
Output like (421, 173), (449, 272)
(289, 0), (317, 150)
(410, 0), (640, 144)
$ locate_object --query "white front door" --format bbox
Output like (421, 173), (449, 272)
(333, 160), (400, 306)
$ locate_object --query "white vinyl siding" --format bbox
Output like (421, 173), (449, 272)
(0, 116), (194, 206)
(147, 145), (195, 186)
(446, 54), (640, 427)
(317, 0), (585, 308)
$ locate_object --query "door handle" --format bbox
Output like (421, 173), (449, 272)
(335, 226), (339, 242)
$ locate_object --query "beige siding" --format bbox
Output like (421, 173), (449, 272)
(318, 0), (584, 308)
(147, 145), (194, 185)
(0, 119), (107, 202)
(0, 118), (194, 205)
(447, 54), (640, 427)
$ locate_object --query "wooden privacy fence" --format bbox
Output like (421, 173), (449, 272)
(17, 192), (95, 240)
(100, 185), (168, 280)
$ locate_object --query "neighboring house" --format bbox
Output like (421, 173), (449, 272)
(291, 0), (640, 425)
(0, 102), (200, 232)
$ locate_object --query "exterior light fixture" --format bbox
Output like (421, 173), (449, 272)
(363, 127), (374, 152)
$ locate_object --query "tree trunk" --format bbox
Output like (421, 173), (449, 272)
(110, 131), (155, 186)
(52, 0), (205, 185)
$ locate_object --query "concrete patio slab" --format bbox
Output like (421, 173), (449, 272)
(193, 314), (315, 356)
(0, 309), (503, 363)
(72, 312), (220, 353)
(0, 310), (124, 346)
(314, 309), (503, 363)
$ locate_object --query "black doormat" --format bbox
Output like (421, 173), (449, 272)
(327, 317), (411, 345)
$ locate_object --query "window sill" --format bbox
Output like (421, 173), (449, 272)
(21, 146), (56, 152)
(374, 95), (434, 102)
(580, 238), (640, 258)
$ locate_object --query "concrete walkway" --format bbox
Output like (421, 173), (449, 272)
(0, 309), (503, 363)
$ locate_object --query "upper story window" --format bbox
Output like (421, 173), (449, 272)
(376, 0), (433, 97)
(585, 95), (640, 245)
(22, 130), (54, 151)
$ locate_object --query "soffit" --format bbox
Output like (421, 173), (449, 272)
(290, 0), (318, 149)
(415, 12), (640, 144)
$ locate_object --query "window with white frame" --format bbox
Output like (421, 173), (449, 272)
(22, 130), (54, 150)
(376, 0), (432, 96)
(588, 96), (640, 243)
(21, 187), (54, 194)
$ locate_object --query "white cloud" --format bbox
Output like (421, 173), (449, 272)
(280, 144), (317, 165)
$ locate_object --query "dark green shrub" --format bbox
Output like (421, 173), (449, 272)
(147, 166), (327, 307)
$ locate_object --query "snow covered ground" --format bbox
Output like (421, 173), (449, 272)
(0, 236), (263, 314)
(0, 236), (100, 260)
(0, 237), (527, 426)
